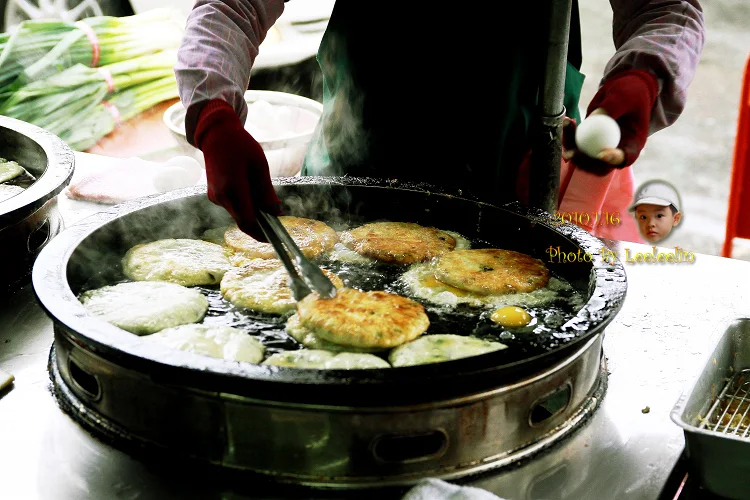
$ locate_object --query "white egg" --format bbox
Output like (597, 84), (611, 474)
(153, 165), (201, 193)
(574, 114), (621, 158)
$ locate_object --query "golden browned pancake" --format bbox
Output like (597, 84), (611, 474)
(296, 288), (430, 349)
(221, 259), (344, 315)
(433, 249), (549, 295)
(285, 313), (382, 353)
(224, 216), (338, 260)
(339, 222), (456, 264)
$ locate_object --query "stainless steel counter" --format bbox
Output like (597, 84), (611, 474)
(2, 154), (749, 499)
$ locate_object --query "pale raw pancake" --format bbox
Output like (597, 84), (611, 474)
(285, 313), (381, 353)
(0, 159), (24, 183)
(389, 334), (507, 367)
(434, 249), (550, 295)
(262, 349), (334, 368)
(262, 349), (390, 369)
(221, 259), (344, 314)
(0, 184), (24, 203)
(122, 239), (232, 286)
(296, 288), (430, 349)
(339, 222), (456, 264)
(144, 324), (264, 363)
(323, 352), (391, 369)
(224, 216), (338, 260)
(80, 281), (209, 335)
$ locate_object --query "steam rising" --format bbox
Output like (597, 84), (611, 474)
(303, 33), (369, 176)
(282, 192), (348, 229)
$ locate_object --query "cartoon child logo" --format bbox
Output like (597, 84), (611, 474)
(628, 180), (683, 244)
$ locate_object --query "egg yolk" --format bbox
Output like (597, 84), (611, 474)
(490, 306), (532, 328)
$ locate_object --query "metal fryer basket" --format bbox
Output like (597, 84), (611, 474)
(701, 369), (750, 438)
(671, 318), (750, 500)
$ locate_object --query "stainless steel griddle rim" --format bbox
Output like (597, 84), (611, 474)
(0, 115), (75, 226)
(670, 317), (750, 443)
(32, 179), (627, 386)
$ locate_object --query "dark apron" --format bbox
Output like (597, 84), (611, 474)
(302, 1), (585, 206)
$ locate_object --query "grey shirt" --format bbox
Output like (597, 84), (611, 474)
(175, 0), (705, 143)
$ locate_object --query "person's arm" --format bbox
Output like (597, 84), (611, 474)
(174, 0), (286, 146)
(564, 0), (705, 170)
(605, 0), (705, 134)
(174, 0), (286, 242)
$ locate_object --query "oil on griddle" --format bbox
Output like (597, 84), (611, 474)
(190, 227), (586, 364)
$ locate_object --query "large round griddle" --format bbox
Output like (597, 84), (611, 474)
(33, 177), (626, 406)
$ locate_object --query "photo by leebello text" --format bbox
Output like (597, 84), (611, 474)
(545, 246), (594, 263)
(601, 246), (696, 265)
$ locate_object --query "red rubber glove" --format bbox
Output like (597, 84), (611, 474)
(194, 99), (282, 242)
(563, 69), (659, 175)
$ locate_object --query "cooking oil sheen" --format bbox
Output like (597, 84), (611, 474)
(196, 234), (586, 362)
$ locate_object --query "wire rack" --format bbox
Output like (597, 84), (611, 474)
(700, 369), (750, 438)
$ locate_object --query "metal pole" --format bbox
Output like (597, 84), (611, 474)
(529, 0), (573, 213)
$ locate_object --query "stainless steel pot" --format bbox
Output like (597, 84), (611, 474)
(33, 177), (626, 488)
(0, 116), (74, 294)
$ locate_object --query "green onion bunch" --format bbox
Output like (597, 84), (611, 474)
(0, 8), (184, 150)
(0, 9), (183, 92)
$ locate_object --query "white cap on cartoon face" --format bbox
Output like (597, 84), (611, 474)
(628, 180), (681, 212)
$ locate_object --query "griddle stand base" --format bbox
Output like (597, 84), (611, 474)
(48, 342), (609, 495)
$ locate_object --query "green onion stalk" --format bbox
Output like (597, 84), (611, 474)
(0, 49), (178, 118)
(61, 75), (179, 151)
(0, 8), (184, 94)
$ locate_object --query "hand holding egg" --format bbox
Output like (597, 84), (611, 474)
(575, 114), (621, 157)
(563, 110), (625, 166)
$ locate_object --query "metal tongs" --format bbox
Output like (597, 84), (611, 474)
(257, 210), (337, 301)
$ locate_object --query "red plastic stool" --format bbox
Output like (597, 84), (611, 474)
(722, 55), (750, 258)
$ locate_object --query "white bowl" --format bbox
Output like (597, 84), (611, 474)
(163, 90), (323, 177)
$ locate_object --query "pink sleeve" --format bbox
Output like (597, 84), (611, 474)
(604, 0), (705, 133)
(174, 0), (285, 145)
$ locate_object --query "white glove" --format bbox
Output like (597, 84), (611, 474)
(402, 478), (506, 500)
